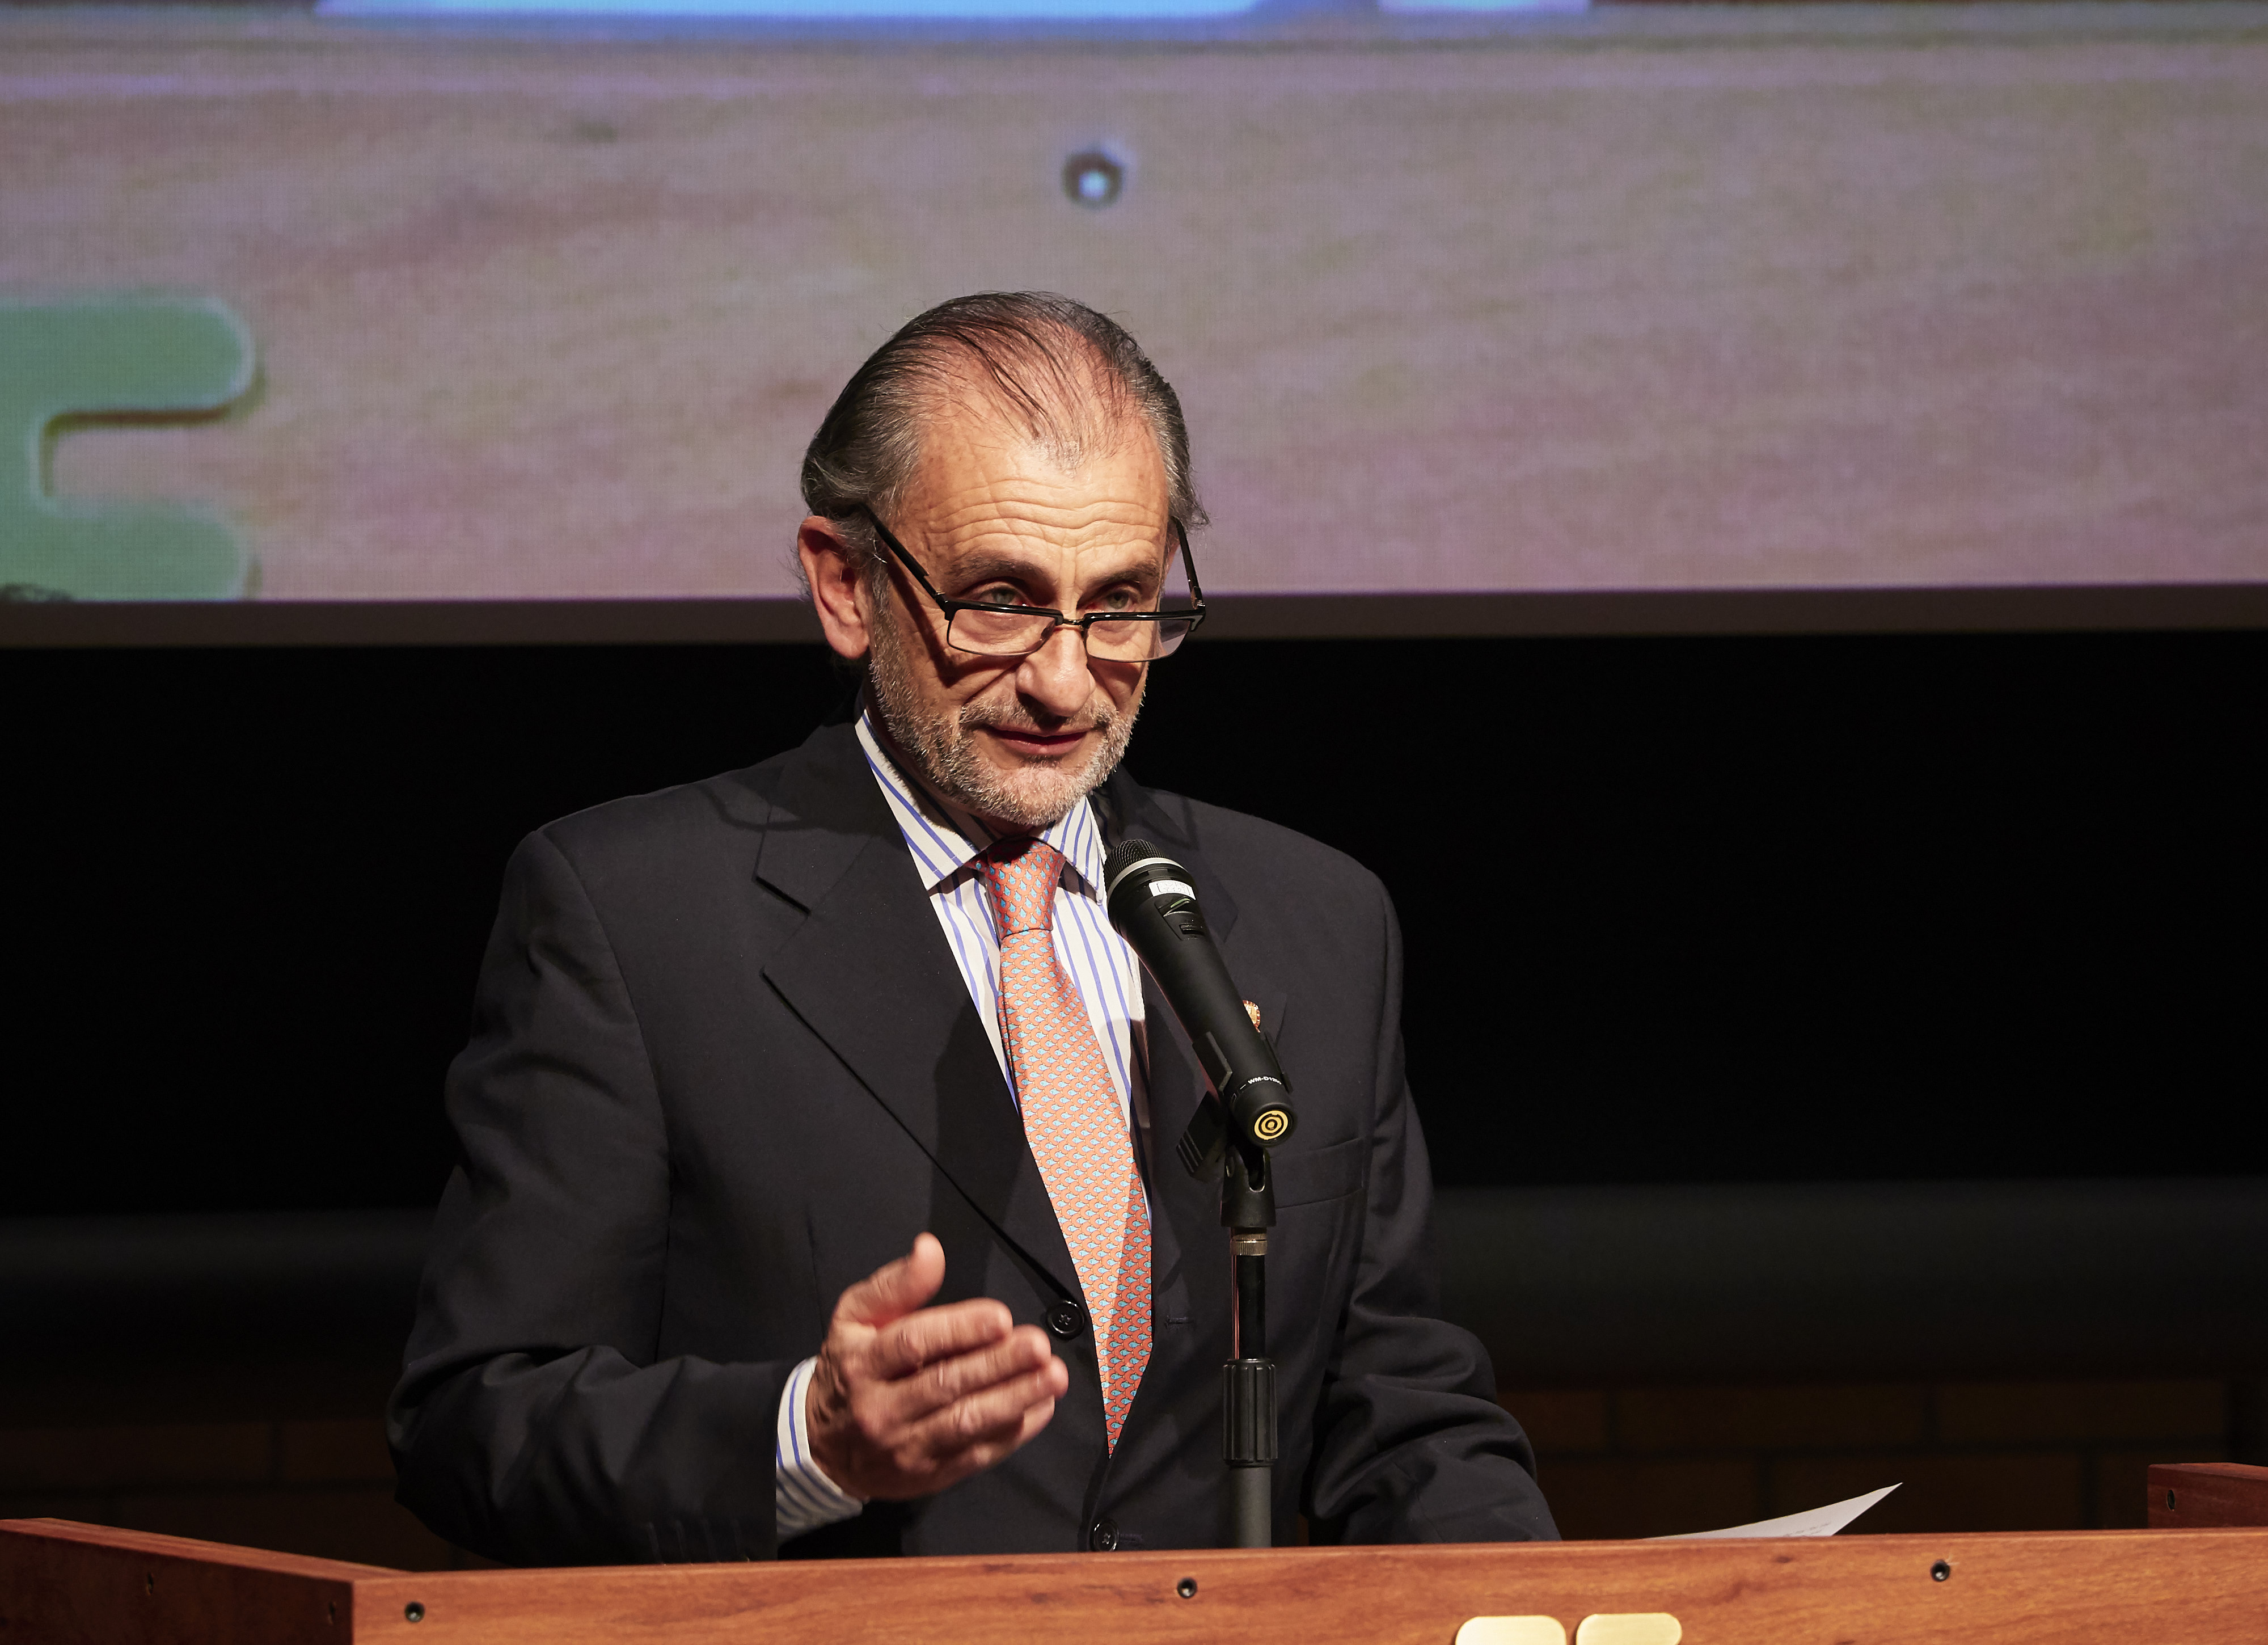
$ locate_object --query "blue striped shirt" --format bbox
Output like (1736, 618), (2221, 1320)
(775, 708), (1152, 1539)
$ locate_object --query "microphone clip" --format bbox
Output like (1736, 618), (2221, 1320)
(1177, 1093), (1228, 1180)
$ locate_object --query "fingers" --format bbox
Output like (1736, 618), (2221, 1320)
(835, 1233), (947, 1330)
(863, 1297), (1019, 1382)
(919, 1357), (1067, 1445)
(888, 1366), (1065, 1486)
(873, 1324), (1061, 1424)
(923, 1388), (1062, 1489)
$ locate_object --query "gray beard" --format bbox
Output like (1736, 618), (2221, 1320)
(867, 615), (1141, 834)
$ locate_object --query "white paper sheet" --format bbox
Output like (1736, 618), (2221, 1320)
(1652, 1483), (1899, 1540)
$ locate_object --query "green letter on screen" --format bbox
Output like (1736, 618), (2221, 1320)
(0, 296), (254, 601)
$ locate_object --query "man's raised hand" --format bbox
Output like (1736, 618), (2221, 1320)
(805, 1233), (1069, 1500)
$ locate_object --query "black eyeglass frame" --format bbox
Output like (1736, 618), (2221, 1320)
(856, 505), (1209, 660)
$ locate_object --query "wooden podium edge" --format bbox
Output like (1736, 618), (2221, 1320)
(1, 1516), (400, 1579)
(2148, 1462), (2268, 1529)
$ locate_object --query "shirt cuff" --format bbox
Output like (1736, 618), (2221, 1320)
(776, 1355), (865, 1541)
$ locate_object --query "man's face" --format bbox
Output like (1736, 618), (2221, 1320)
(827, 399), (1173, 835)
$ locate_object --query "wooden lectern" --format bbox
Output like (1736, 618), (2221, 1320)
(8, 1501), (2268, 1645)
(2149, 1462), (2268, 1529)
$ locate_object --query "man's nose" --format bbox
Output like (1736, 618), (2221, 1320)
(1016, 623), (1096, 717)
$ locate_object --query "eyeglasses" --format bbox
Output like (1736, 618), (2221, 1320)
(858, 505), (1207, 662)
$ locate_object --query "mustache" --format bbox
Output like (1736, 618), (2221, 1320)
(959, 698), (1119, 738)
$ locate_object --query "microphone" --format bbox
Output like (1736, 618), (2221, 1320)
(1104, 838), (1296, 1174)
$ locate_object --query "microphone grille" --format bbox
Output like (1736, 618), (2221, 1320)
(1104, 837), (1192, 912)
(1104, 837), (1163, 883)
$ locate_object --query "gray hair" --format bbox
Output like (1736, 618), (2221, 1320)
(800, 292), (1203, 597)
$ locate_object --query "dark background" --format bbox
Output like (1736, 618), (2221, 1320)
(3, 630), (2261, 1217)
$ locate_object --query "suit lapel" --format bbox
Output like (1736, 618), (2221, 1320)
(756, 725), (1079, 1305)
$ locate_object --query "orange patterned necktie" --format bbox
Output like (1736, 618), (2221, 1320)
(978, 835), (1152, 1452)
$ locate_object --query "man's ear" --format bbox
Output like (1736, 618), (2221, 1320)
(798, 516), (873, 662)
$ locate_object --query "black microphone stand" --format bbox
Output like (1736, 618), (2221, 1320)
(1220, 1140), (1276, 1547)
(1100, 837), (1296, 1550)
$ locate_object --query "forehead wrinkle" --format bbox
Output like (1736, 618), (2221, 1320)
(924, 503), (1168, 602)
(931, 493), (1163, 547)
(909, 446), (1168, 561)
(926, 514), (1168, 590)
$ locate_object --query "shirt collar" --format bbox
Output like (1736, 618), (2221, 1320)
(854, 706), (1106, 899)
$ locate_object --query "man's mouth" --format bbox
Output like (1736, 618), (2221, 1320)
(981, 724), (1092, 758)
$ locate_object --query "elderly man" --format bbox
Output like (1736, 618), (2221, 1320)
(390, 292), (1556, 1563)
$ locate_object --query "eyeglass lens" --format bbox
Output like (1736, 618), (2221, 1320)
(943, 535), (1198, 659)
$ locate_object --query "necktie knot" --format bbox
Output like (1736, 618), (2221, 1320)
(979, 836), (1065, 939)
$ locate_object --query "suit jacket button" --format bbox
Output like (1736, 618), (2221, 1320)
(1046, 1301), (1086, 1339)
(1089, 1519), (1120, 1552)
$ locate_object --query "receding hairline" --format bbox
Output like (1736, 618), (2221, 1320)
(880, 326), (1158, 512)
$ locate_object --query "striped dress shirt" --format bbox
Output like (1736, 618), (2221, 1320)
(774, 709), (1152, 1539)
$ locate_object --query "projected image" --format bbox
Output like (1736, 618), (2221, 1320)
(3, 3), (2265, 610)
(319, 0), (1573, 18)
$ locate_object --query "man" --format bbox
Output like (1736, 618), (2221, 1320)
(390, 292), (1556, 1563)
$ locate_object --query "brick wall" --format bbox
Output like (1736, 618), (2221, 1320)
(1505, 1378), (2237, 1539)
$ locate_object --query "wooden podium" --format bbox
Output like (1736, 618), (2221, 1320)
(9, 1483), (2268, 1645)
(2151, 1462), (2268, 1530)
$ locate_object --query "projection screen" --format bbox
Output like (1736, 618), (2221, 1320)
(3, 2), (2266, 640)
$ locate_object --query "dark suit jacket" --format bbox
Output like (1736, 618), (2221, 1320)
(389, 721), (1556, 1564)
